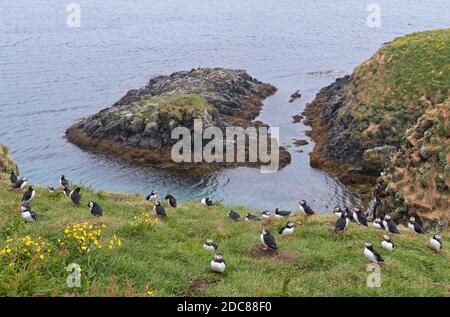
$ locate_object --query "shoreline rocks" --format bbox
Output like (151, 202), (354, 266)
(66, 68), (291, 173)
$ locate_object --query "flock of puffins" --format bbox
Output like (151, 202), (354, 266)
(8, 170), (444, 274)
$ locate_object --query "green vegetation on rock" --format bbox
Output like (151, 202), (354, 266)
(140, 94), (211, 120)
(343, 28), (450, 146)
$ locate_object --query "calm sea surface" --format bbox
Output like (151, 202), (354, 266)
(1, 0), (449, 211)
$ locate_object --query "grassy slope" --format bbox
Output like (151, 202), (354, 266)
(340, 28), (450, 146)
(140, 94), (211, 120)
(0, 168), (449, 296)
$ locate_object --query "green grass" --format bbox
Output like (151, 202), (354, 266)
(342, 28), (450, 146)
(0, 174), (449, 297)
(139, 94), (211, 120)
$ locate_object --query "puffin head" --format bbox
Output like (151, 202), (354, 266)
(364, 241), (373, 248)
(383, 235), (391, 242)
(88, 201), (94, 208)
(434, 234), (442, 241)
(155, 200), (161, 206)
(299, 200), (306, 206)
(384, 214), (391, 220)
(333, 206), (341, 212)
(409, 216), (416, 223)
(214, 253), (223, 261)
(287, 221), (294, 228)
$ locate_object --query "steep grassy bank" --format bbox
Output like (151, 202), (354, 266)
(302, 29), (450, 221)
(0, 146), (449, 296)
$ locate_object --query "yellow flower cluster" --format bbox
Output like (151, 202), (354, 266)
(60, 223), (104, 254)
(107, 234), (122, 250)
(133, 212), (160, 227)
(0, 235), (51, 269)
(59, 223), (122, 255)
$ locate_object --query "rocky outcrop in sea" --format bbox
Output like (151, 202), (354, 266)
(66, 68), (290, 172)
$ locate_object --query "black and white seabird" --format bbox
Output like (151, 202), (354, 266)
(299, 200), (315, 215)
(146, 190), (157, 201)
(13, 177), (28, 189)
(154, 201), (166, 217)
(21, 206), (37, 223)
(88, 201), (103, 217)
(260, 229), (277, 251)
(364, 241), (384, 263)
(211, 253), (226, 273)
(47, 186), (55, 193)
(383, 215), (400, 234)
(63, 185), (70, 197)
(10, 171), (18, 184)
(408, 216), (424, 234)
(335, 212), (349, 232)
(261, 211), (271, 219)
(373, 217), (385, 230)
(344, 207), (354, 222)
(164, 194), (177, 208)
(70, 187), (81, 205)
(245, 213), (261, 221)
(274, 208), (292, 218)
(352, 207), (368, 226)
(381, 235), (395, 251)
(429, 234), (442, 253)
(201, 198), (214, 207)
(333, 206), (343, 218)
(278, 221), (295, 236)
(227, 210), (241, 221)
(60, 174), (70, 188)
(22, 186), (35, 203)
(203, 239), (218, 251)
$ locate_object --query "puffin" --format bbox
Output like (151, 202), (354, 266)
(408, 216), (425, 234)
(10, 171), (18, 184)
(47, 186), (55, 193)
(344, 207), (355, 222)
(260, 229), (277, 251)
(373, 217), (385, 230)
(13, 177), (28, 189)
(383, 215), (400, 234)
(60, 174), (70, 188)
(201, 197), (214, 207)
(88, 201), (103, 217)
(146, 190), (157, 201)
(164, 194), (177, 208)
(352, 207), (368, 226)
(299, 200), (315, 215)
(261, 211), (271, 219)
(364, 241), (384, 264)
(274, 208), (292, 218)
(429, 234), (442, 253)
(333, 206), (343, 218)
(210, 253), (226, 273)
(70, 187), (81, 205)
(22, 186), (35, 203)
(63, 185), (71, 197)
(21, 207), (37, 223)
(278, 221), (295, 236)
(335, 212), (349, 232)
(245, 213), (261, 221)
(154, 201), (166, 217)
(203, 239), (218, 251)
(381, 235), (395, 251)
(227, 210), (241, 221)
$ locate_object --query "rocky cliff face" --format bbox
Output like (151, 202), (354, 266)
(373, 98), (449, 228)
(301, 29), (450, 223)
(67, 68), (290, 172)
